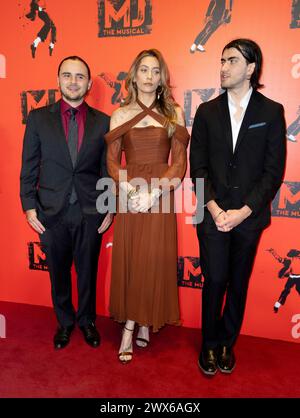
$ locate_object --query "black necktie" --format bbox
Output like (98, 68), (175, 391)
(68, 108), (78, 204)
(68, 108), (78, 167)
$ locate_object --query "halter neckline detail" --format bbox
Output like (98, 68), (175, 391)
(136, 97), (157, 112)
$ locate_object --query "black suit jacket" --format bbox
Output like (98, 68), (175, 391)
(20, 100), (110, 227)
(190, 90), (286, 230)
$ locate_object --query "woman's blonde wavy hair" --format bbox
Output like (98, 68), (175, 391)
(122, 49), (178, 137)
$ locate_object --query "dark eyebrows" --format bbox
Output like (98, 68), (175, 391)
(61, 72), (87, 77)
(221, 56), (239, 63)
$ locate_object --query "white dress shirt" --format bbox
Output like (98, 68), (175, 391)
(228, 87), (253, 152)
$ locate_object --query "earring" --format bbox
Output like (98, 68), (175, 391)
(157, 85), (163, 100)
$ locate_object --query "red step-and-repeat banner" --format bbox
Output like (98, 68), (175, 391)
(0, 0), (299, 343)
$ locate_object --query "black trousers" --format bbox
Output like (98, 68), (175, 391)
(38, 11), (57, 43)
(278, 276), (300, 305)
(194, 19), (222, 46)
(197, 221), (262, 349)
(40, 202), (102, 328)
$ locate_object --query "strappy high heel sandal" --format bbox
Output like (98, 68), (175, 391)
(118, 326), (134, 364)
(136, 326), (149, 348)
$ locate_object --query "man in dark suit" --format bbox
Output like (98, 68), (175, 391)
(20, 56), (112, 349)
(190, 39), (286, 375)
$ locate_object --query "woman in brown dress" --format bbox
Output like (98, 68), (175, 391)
(105, 49), (189, 363)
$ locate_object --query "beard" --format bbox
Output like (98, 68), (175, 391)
(59, 84), (88, 103)
(61, 90), (87, 102)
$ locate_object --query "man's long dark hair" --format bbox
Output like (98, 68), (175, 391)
(223, 39), (264, 90)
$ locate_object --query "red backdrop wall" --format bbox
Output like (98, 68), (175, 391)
(0, 0), (299, 343)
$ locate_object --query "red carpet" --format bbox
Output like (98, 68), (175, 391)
(0, 301), (299, 398)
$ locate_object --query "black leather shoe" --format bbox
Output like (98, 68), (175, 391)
(53, 325), (74, 350)
(49, 46), (53, 56)
(80, 323), (100, 348)
(217, 346), (236, 373)
(198, 348), (218, 376)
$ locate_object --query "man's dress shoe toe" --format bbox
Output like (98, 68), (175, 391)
(217, 346), (236, 373)
(198, 349), (218, 376)
(53, 326), (74, 350)
(80, 323), (100, 348)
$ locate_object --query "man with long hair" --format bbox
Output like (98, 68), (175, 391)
(190, 39), (286, 375)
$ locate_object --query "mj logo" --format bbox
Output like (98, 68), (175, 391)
(28, 242), (48, 271)
(21, 89), (58, 124)
(177, 256), (204, 289)
(272, 182), (300, 218)
(184, 88), (223, 127)
(98, 0), (152, 37)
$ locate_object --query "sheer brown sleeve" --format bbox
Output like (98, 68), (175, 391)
(159, 124), (190, 190)
(104, 129), (123, 183)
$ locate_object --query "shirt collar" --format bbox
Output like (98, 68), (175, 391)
(228, 87), (253, 110)
(60, 99), (87, 115)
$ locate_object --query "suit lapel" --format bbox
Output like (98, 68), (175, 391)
(48, 100), (73, 168)
(76, 105), (97, 165)
(234, 90), (260, 153)
(217, 92), (234, 153)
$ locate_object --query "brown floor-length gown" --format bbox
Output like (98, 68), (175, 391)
(105, 99), (189, 332)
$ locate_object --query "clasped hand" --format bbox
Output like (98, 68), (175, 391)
(129, 189), (160, 213)
(215, 209), (246, 232)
